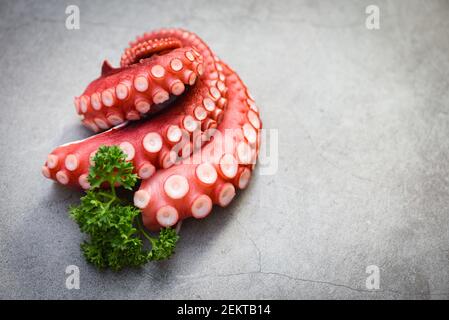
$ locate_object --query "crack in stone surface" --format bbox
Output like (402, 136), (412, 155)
(234, 218), (262, 272)
(173, 270), (449, 297)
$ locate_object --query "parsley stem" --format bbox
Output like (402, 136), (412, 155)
(136, 215), (155, 245)
(111, 184), (116, 198)
(98, 191), (115, 200)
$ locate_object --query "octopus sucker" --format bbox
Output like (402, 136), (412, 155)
(115, 82), (130, 100)
(107, 113), (125, 126)
(134, 98), (151, 113)
(43, 28), (262, 232)
(164, 174), (190, 200)
(46, 154), (59, 169)
(138, 161), (156, 179)
(194, 106), (207, 121)
(64, 154), (79, 171)
(170, 58), (183, 72)
(152, 89), (170, 104)
(169, 80), (185, 96)
(191, 194), (213, 219)
(119, 141), (135, 161)
(195, 162), (218, 186)
(156, 205), (179, 227)
(126, 110), (141, 121)
(41, 166), (51, 179)
(143, 132), (163, 153)
(90, 93), (102, 110)
(216, 182), (236, 207)
(166, 125), (182, 144)
(77, 46), (205, 130)
(219, 153), (239, 179)
(134, 189), (151, 209)
(56, 170), (69, 185)
(78, 174), (90, 190)
(133, 75), (149, 92)
(236, 167), (252, 190)
(94, 117), (109, 130)
(101, 89), (116, 107)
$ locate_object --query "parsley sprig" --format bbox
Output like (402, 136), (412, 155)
(69, 145), (179, 271)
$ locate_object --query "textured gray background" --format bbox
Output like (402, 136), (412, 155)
(1, 0), (449, 299)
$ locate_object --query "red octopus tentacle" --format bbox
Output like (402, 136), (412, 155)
(43, 77), (216, 188)
(76, 47), (203, 131)
(120, 37), (182, 67)
(127, 29), (228, 114)
(135, 62), (262, 231)
(76, 29), (226, 132)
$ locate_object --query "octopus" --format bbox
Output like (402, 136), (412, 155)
(42, 28), (262, 231)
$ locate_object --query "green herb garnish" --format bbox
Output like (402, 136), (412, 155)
(69, 145), (179, 271)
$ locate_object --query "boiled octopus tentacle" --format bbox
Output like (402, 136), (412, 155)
(128, 29), (224, 86)
(135, 62), (262, 231)
(76, 47), (203, 132)
(124, 29), (230, 126)
(76, 29), (226, 132)
(42, 28), (261, 232)
(42, 77), (218, 188)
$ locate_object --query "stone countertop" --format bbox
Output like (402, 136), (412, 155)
(1, 0), (448, 299)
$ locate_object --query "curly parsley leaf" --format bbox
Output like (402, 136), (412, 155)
(69, 145), (179, 271)
(147, 227), (180, 261)
(88, 145), (137, 190)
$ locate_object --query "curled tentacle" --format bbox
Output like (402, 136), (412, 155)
(44, 77), (222, 188)
(136, 62), (262, 230)
(43, 28), (261, 231)
(76, 47), (204, 131)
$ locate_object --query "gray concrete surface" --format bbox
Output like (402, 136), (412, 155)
(1, 0), (449, 299)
